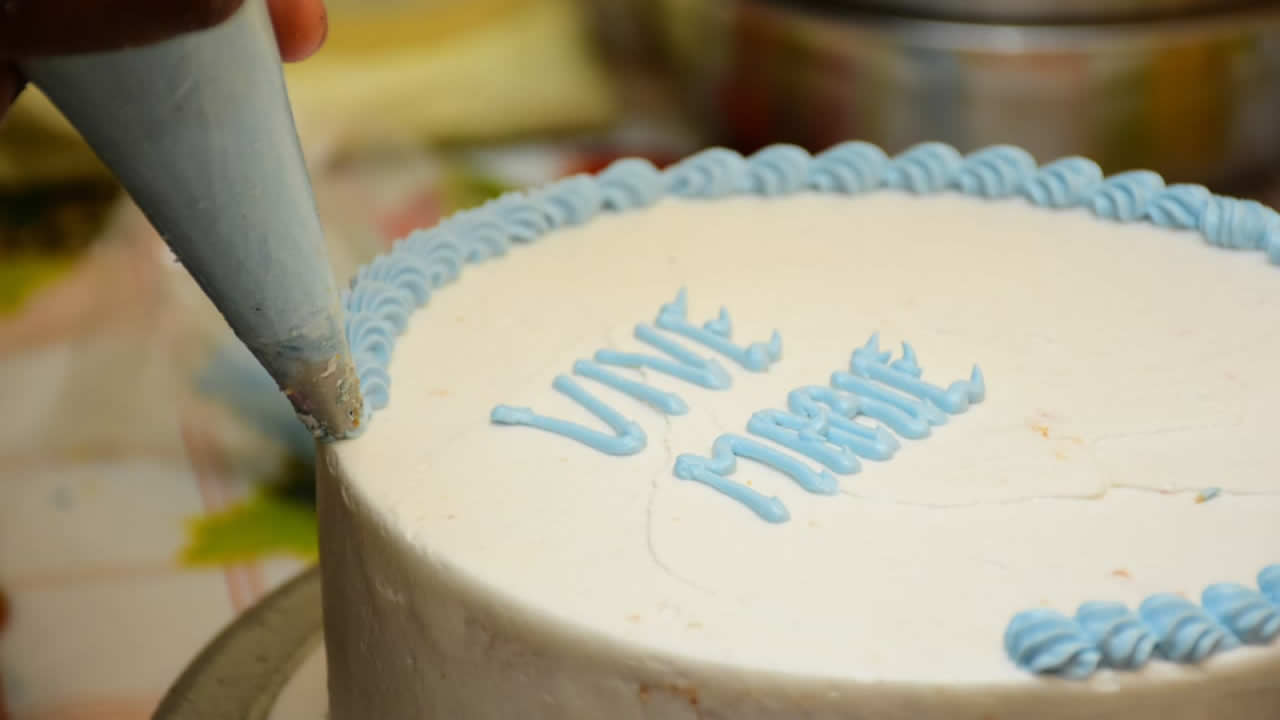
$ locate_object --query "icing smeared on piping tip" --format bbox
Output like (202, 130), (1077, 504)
(283, 352), (365, 441)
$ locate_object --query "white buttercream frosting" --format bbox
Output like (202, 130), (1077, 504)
(321, 191), (1280, 719)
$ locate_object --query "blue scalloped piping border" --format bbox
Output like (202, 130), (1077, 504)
(342, 141), (1280, 428)
(340, 140), (1280, 680)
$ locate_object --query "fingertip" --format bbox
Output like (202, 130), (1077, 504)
(270, 0), (328, 62)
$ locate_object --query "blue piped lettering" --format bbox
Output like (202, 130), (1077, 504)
(786, 387), (900, 460)
(493, 292), (773, 455)
(573, 359), (688, 415)
(848, 334), (984, 413)
(829, 372), (943, 438)
(493, 295), (986, 524)
(491, 375), (646, 456)
(655, 289), (782, 371)
(674, 432), (837, 522)
(747, 409), (862, 474)
(595, 324), (731, 389)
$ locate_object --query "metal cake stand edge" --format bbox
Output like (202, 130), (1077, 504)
(154, 568), (323, 720)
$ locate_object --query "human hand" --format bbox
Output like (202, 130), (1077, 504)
(0, 0), (327, 118)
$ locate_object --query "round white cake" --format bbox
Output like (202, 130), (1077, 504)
(318, 143), (1280, 719)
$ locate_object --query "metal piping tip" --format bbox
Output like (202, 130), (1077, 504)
(281, 353), (364, 440)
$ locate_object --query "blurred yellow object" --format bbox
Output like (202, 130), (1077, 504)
(321, 0), (537, 56)
(0, 250), (74, 314)
(0, 105), (110, 190)
(0, 0), (616, 191)
(287, 0), (616, 155)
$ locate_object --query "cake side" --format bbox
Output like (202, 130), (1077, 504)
(320, 443), (1280, 720)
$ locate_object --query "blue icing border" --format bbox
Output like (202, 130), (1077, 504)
(340, 140), (1280, 677)
(1021, 156), (1103, 209)
(1004, 609), (1102, 679)
(342, 140), (1280, 425)
(1075, 602), (1157, 670)
(1008, 565), (1280, 679)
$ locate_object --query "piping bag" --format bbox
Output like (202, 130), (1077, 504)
(18, 0), (363, 440)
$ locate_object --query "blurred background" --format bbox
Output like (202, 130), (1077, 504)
(1, 0), (1278, 717)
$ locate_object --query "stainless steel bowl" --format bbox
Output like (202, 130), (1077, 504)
(154, 570), (323, 720)
(817, 0), (1258, 23)
(656, 0), (1280, 186)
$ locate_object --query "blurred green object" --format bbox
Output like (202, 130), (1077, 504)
(181, 457), (318, 566)
(442, 161), (518, 211)
(0, 252), (73, 314)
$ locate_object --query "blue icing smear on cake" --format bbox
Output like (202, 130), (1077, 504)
(339, 140), (1280, 684)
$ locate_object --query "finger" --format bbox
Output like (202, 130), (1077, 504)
(0, 0), (245, 57)
(0, 64), (25, 122)
(268, 0), (327, 62)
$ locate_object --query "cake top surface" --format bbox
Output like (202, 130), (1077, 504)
(331, 145), (1280, 687)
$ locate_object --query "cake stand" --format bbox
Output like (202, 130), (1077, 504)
(153, 569), (329, 720)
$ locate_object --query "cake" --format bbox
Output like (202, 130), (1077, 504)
(318, 142), (1280, 719)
